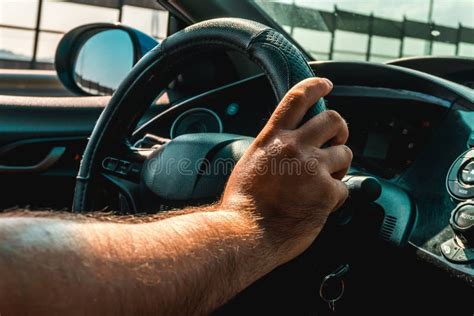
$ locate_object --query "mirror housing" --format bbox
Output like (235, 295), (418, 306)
(55, 23), (158, 96)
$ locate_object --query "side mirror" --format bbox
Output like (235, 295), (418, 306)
(55, 23), (158, 96)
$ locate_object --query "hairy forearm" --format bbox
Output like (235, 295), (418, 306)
(0, 208), (281, 315)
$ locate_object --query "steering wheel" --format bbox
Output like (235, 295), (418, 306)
(72, 18), (326, 212)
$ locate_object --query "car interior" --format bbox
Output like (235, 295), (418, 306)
(0, 0), (473, 314)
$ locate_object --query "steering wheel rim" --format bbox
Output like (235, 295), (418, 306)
(73, 17), (326, 212)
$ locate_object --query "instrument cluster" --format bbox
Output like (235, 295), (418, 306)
(329, 96), (447, 179)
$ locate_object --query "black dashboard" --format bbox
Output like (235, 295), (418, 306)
(134, 63), (456, 181)
(329, 91), (447, 179)
(159, 91), (447, 179)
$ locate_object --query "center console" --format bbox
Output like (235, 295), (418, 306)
(441, 148), (474, 264)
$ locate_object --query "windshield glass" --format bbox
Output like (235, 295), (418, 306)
(253, 0), (474, 62)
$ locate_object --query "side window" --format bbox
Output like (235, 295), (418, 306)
(0, 0), (168, 70)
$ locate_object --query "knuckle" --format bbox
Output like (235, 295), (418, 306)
(312, 77), (329, 90)
(325, 110), (343, 124)
(310, 146), (324, 159)
(261, 132), (301, 158)
(286, 89), (307, 104)
(253, 128), (275, 147)
(311, 147), (326, 165)
(341, 145), (353, 161)
(327, 110), (349, 143)
(281, 139), (300, 157)
(278, 133), (301, 157)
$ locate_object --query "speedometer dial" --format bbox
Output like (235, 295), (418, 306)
(170, 108), (223, 139)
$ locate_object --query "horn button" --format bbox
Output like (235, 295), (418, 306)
(141, 133), (254, 203)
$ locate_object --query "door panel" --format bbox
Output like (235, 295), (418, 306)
(0, 95), (165, 209)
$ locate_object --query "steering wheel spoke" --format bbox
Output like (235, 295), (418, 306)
(99, 146), (152, 213)
(101, 172), (140, 212)
(101, 156), (143, 182)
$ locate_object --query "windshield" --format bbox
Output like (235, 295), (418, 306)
(253, 0), (474, 62)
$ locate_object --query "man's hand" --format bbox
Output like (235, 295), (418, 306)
(0, 78), (351, 315)
(222, 77), (352, 262)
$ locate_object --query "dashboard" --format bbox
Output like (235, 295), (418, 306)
(136, 75), (450, 181)
(162, 90), (447, 179)
(329, 93), (447, 179)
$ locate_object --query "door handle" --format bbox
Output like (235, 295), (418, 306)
(0, 146), (66, 174)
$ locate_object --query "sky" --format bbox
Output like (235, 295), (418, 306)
(0, 0), (473, 63)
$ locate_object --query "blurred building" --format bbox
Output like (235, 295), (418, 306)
(0, 0), (167, 69)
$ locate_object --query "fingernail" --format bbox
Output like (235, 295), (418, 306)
(323, 78), (333, 88)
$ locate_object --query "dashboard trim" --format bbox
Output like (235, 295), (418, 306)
(132, 73), (264, 139)
(332, 85), (452, 108)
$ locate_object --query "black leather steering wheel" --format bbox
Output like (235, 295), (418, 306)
(72, 18), (326, 212)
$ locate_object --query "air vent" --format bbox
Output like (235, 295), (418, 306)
(380, 215), (398, 241)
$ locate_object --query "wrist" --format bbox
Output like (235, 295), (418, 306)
(218, 195), (317, 265)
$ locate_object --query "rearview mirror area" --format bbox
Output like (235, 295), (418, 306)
(55, 23), (158, 96)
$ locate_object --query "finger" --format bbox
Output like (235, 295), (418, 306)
(331, 167), (350, 181)
(321, 145), (353, 175)
(266, 78), (333, 131)
(298, 110), (349, 147)
(332, 180), (349, 211)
